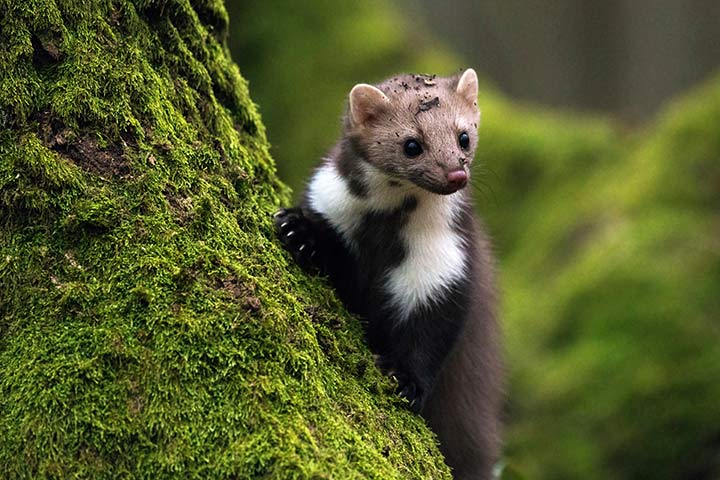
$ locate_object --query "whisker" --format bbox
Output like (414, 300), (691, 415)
(469, 166), (498, 206)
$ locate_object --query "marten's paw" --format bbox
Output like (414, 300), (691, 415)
(375, 356), (425, 412)
(274, 208), (319, 272)
(393, 372), (424, 413)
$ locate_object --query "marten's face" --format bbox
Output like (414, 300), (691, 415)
(346, 69), (480, 195)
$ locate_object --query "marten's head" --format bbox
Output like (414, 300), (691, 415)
(344, 69), (480, 195)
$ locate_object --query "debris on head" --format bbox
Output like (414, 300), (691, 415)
(413, 74), (437, 87)
(416, 96), (440, 116)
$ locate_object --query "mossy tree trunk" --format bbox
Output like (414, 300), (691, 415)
(0, 1), (450, 477)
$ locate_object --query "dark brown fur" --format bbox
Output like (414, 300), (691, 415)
(423, 218), (503, 479)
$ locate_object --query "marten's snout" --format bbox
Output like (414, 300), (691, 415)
(447, 169), (468, 191)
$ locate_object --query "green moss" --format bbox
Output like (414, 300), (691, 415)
(0, 0), (450, 478)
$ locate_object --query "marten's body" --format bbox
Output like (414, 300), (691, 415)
(275, 69), (502, 479)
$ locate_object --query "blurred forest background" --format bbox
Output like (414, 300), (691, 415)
(225, 1), (720, 479)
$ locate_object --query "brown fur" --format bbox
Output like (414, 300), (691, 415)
(423, 220), (503, 479)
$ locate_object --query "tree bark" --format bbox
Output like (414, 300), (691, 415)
(0, 0), (450, 478)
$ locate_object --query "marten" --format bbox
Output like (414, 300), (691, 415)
(274, 69), (503, 480)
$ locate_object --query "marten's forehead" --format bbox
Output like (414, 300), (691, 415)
(377, 73), (476, 123)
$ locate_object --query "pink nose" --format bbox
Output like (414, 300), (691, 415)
(447, 169), (468, 190)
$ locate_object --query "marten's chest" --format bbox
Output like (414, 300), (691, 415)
(308, 163), (468, 320)
(382, 199), (468, 320)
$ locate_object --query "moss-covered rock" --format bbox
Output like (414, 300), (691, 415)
(0, 0), (451, 477)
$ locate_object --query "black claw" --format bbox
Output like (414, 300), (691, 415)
(398, 380), (416, 400)
(376, 361), (425, 413)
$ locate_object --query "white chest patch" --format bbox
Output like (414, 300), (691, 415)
(306, 162), (362, 249)
(385, 192), (468, 321)
(307, 162), (468, 321)
(307, 162), (413, 251)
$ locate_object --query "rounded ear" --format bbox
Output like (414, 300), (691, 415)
(349, 84), (390, 126)
(456, 68), (479, 105)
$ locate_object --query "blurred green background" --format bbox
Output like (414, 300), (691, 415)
(226, 1), (720, 479)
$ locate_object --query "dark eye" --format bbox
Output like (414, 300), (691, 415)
(403, 139), (423, 157)
(458, 132), (470, 150)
